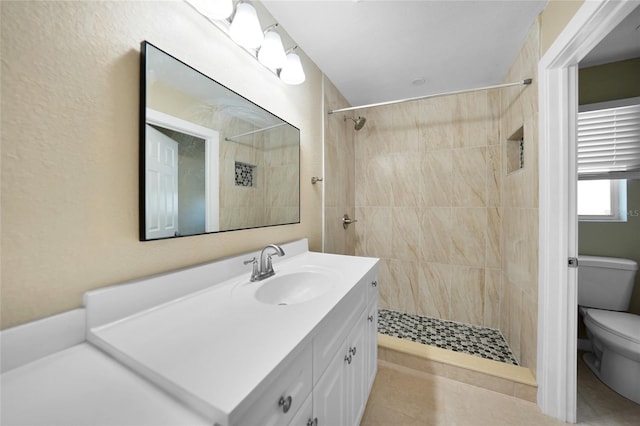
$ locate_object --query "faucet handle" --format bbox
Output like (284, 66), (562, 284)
(244, 257), (259, 281)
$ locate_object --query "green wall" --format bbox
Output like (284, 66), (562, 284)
(578, 58), (640, 314)
(579, 58), (640, 105)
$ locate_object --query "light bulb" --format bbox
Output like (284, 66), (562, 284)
(229, 3), (264, 49)
(279, 52), (305, 85)
(258, 30), (287, 69)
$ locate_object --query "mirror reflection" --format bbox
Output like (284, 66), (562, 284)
(141, 42), (300, 241)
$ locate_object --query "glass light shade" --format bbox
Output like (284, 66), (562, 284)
(258, 31), (287, 69)
(279, 52), (305, 85)
(229, 3), (264, 49)
(189, 0), (233, 20)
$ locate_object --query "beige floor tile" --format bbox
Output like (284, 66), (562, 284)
(363, 353), (640, 426)
(576, 351), (640, 425)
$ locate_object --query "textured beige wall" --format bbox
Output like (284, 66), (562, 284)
(1, 1), (323, 329)
(539, 0), (585, 55)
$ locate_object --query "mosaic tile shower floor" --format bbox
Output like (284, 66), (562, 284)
(377, 309), (518, 365)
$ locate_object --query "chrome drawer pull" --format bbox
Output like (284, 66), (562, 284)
(368, 315), (374, 322)
(278, 395), (292, 413)
(307, 417), (318, 426)
(349, 346), (357, 356)
(344, 354), (352, 364)
(371, 280), (377, 287)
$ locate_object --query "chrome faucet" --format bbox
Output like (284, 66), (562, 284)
(244, 244), (285, 282)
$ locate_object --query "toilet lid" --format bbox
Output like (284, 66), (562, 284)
(584, 309), (640, 344)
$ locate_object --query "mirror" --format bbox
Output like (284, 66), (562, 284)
(140, 42), (300, 241)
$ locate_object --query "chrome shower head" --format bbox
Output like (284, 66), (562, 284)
(344, 115), (366, 131)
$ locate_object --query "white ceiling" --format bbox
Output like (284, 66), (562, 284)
(262, 0), (548, 107)
(580, 3), (640, 68)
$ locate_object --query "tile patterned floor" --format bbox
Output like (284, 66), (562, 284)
(377, 309), (519, 365)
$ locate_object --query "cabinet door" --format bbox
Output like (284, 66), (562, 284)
(365, 302), (378, 393)
(313, 350), (346, 426)
(345, 314), (367, 426)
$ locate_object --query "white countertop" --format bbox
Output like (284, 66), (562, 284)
(88, 251), (378, 423)
(1, 343), (210, 426)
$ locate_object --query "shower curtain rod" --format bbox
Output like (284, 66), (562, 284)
(327, 78), (532, 115)
(224, 123), (287, 142)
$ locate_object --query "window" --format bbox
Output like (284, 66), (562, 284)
(577, 97), (639, 222)
(577, 179), (627, 221)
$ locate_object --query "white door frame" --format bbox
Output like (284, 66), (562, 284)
(146, 108), (220, 233)
(537, 0), (638, 422)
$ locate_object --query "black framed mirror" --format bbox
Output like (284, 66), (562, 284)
(140, 42), (300, 241)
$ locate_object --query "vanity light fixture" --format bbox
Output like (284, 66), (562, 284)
(279, 47), (306, 85)
(185, 0), (306, 86)
(229, 2), (264, 49)
(257, 25), (287, 70)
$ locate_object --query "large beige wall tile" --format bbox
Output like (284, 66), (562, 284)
(420, 97), (455, 152)
(392, 208), (420, 262)
(362, 155), (394, 207)
(362, 207), (394, 259)
(452, 147), (487, 207)
(450, 266), (485, 325)
(422, 150), (453, 207)
(484, 268), (503, 330)
(451, 208), (487, 267)
(419, 208), (452, 264)
(417, 262), (452, 319)
(486, 208), (503, 268)
(388, 260), (419, 315)
(391, 155), (422, 207)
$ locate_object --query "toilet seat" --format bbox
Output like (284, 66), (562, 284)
(583, 308), (640, 344)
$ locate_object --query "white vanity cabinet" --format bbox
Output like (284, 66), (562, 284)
(299, 267), (379, 426)
(86, 242), (379, 426)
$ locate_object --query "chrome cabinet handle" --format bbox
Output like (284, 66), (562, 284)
(344, 354), (352, 364)
(368, 315), (374, 322)
(349, 346), (357, 356)
(278, 395), (292, 413)
(307, 418), (318, 426)
(371, 280), (378, 287)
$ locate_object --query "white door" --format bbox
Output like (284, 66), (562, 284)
(146, 124), (179, 239)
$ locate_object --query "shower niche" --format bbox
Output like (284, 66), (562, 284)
(507, 126), (524, 174)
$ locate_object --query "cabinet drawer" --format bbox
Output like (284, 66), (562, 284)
(234, 345), (312, 426)
(287, 392), (313, 426)
(313, 279), (366, 383)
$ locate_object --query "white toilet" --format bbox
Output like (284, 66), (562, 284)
(578, 255), (640, 404)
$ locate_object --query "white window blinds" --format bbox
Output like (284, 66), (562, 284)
(577, 101), (640, 180)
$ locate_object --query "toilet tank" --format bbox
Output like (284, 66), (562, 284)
(578, 255), (638, 311)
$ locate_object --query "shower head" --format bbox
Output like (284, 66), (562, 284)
(344, 115), (366, 131)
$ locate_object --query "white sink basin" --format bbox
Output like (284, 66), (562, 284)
(254, 271), (334, 305)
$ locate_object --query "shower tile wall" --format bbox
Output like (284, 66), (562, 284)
(324, 77), (356, 255)
(350, 21), (540, 372)
(499, 22), (540, 373)
(323, 22), (540, 372)
(353, 88), (502, 327)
